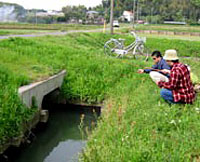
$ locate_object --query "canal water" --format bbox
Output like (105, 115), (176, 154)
(3, 104), (100, 162)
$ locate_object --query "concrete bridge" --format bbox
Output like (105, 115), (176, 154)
(18, 70), (66, 110)
(0, 70), (66, 153)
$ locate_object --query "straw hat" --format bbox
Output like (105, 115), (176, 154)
(163, 49), (179, 60)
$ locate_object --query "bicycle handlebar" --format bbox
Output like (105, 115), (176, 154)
(130, 31), (137, 38)
(131, 31), (146, 43)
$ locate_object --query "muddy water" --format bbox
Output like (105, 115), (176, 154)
(8, 104), (100, 162)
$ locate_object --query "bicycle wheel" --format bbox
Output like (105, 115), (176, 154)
(104, 39), (123, 57)
(133, 44), (150, 61)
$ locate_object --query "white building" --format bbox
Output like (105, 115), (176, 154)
(122, 11), (134, 22)
(36, 10), (64, 17)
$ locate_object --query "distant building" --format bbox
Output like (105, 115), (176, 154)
(122, 11), (134, 22)
(36, 10), (64, 17)
(86, 11), (103, 24)
(86, 11), (99, 19)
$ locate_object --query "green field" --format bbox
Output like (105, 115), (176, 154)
(0, 23), (103, 30)
(0, 23), (104, 36)
(139, 33), (200, 42)
(135, 24), (200, 33)
(0, 23), (103, 35)
(0, 29), (56, 36)
(0, 32), (200, 160)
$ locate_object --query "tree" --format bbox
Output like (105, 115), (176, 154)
(191, 0), (200, 7)
(62, 5), (87, 22)
(94, 0), (200, 23)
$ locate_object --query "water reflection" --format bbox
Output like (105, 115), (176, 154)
(44, 140), (86, 162)
(11, 104), (100, 162)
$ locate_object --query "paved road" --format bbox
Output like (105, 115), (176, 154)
(0, 28), (106, 40)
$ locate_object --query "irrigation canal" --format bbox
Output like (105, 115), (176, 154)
(1, 104), (101, 162)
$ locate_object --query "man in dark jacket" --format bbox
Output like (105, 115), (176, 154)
(138, 51), (171, 83)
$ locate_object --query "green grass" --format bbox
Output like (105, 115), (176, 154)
(0, 32), (200, 160)
(0, 65), (36, 147)
(0, 29), (54, 36)
(145, 37), (200, 58)
(139, 33), (200, 42)
(81, 82), (200, 161)
(135, 24), (200, 33)
(0, 23), (129, 36)
(0, 23), (104, 35)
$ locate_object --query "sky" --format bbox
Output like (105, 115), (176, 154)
(0, 0), (102, 10)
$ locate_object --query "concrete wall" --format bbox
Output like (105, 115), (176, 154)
(18, 70), (66, 109)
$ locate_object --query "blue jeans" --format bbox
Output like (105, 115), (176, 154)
(160, 88), (176, 104)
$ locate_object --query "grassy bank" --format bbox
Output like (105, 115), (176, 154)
(0, 65), (36, 148)
(81, 76), (200, 161)
(0, 32), (200, 160)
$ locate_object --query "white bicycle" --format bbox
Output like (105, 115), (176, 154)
(104, 31), (149, 61)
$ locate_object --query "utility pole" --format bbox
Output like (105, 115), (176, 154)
(110, 0), (114, 34)
(35, 10), (38, 25)
(151, 7), (153, 24)
(136, 1), (139, 22)
(103, 0), (108, 33)
(132, 0), (136, 27)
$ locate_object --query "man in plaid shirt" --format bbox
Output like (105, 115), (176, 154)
(156, 49), (195, 104)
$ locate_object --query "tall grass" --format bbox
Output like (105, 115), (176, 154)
(0, 65), (35, 147)
(0, 32), (200, 160)
(81, 71), (200, 161)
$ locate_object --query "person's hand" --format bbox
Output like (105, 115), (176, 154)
(155, 81), (159, 85)
(161, 69), (170, 74)
(156, 81), (163, 88)
(137, 69), (144, 73)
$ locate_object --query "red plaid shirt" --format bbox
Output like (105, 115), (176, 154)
(158, 62), (195, 103)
